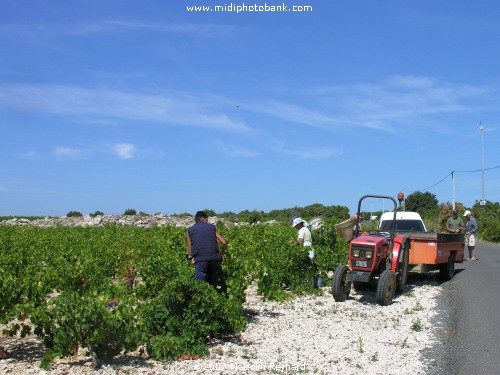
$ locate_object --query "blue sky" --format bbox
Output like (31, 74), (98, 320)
(1, 0), (499, 217)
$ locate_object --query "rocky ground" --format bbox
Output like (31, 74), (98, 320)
(0, 275), (445, 374)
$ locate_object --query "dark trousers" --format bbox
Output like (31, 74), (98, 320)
(194, 260), (227, 293)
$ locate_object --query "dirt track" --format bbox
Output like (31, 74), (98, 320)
(1, 277), (443, 374)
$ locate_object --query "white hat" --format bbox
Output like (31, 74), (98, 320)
(463, 210), (471, 217)
(291, 217), (308, 227)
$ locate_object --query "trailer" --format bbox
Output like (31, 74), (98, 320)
(378, 211), (465, 280)
(405, 231), (464, 280)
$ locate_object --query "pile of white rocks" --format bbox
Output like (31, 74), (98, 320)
(0, 214), (245, 228)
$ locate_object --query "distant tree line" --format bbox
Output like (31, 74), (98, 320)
(202, 203), (350, 224)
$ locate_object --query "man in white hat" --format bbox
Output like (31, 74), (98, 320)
(292, 217), (314, 262)
(463, 210), (478, 260)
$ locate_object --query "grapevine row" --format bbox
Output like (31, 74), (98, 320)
(0, 224), (347, 369)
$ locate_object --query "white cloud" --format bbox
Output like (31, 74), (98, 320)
(0, 85), (248, 132)
(252, 101), (342, 130)
(215, 141), (259, 157)
(53, 147), (90, 160)
(21, 151), (38, 160)
(283, 147), (342, 160)
(319, 76), (493, 121)
(247, 76), (496, 133)
(68, 20), (237, 37)
(0, 76), (496, 154)
(0, 20), (237, 39)
(0, 181), (11, 192)
(111, 143), (136, 160)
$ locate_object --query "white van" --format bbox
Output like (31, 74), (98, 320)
(378, 211), (427, 232)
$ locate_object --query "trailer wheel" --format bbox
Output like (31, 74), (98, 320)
(376, 270), (396, 306)
(332, 265), (351, 302)
(439, 254), (456, 281)
(396, 246), (409, 292)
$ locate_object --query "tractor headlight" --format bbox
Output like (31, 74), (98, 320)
(352, 249), (360, 257)
(365, 251), (373, 259)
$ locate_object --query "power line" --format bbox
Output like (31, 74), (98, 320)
(405, 172), (452, 193)
(404, 164), (500, 194)
(454, 165), (500, 173)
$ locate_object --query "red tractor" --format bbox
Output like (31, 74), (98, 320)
(332, 195), (410, 306)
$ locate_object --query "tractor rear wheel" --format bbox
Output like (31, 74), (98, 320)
(396, 246), (409, 293)
(332, 265), (351, 302)
(439, 254), (456, 281)
(376, 270), (396, 306)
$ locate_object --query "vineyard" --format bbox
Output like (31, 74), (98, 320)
(0, 223), (347, 369)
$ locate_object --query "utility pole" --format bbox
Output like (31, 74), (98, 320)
(452, 171), (455, 210)
(480, 123), (486, 205)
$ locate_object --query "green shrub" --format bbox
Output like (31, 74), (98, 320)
(312, 223), (348, 274)
(66, 211), (83, 217)
(411, 318), (422, 332)
(147, 334), (208, 361)
(142, 276), (247, 361)
(256, 226), (319, 300)
(32, 290), (137, 369)
(123, 209), (136, 216)
(472, 201), (500, 243)
(248, 210), (263, 224)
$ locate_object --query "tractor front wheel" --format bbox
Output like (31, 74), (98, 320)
(376, 270), (396, 306)
(332, 265), (351, 302)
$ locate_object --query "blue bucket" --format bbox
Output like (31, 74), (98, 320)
(313, 275), (324, 288)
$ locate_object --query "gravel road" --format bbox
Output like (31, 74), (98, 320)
(436, 241), (500, 375)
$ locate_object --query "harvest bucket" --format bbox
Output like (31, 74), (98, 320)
(313, 275), (324, 288)
(334, 218), (357, 242)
